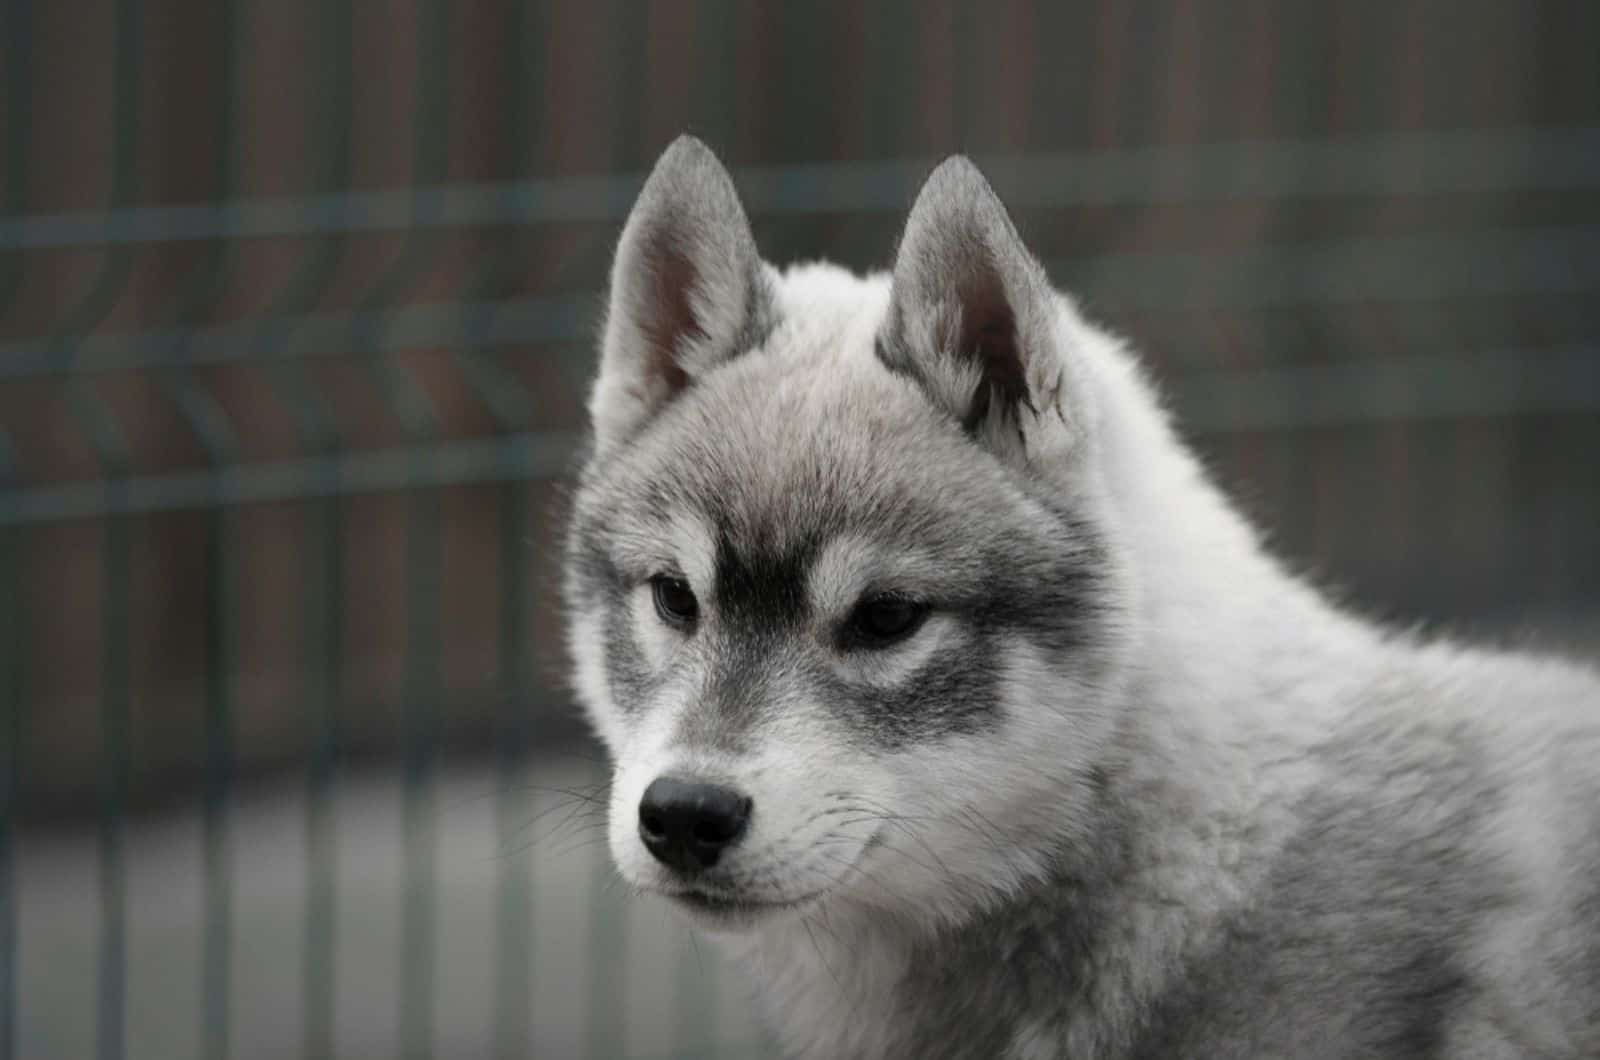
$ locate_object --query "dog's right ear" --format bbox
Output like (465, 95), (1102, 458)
(590, 136), (772, 459)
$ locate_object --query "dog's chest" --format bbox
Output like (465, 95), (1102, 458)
(738, 919), (1089, 1060)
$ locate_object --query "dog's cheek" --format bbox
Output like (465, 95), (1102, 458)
(568, 608), (630, 749)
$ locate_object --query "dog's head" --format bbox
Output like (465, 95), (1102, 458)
(564, 137), (1134, 933)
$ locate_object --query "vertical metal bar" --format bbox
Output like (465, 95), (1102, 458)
(0, 2), (34, 1053)
(399, 450), (442, 1060)
(97, 475), (132, 1060)
(201, 455), (236, 1060)
(0, 435), (21, 1060)
(0, 0), (31, 317)
(62, 335), (136, 1060)
(491, 479), (532, 1060)
(856, 0), (906, 159)
(160, 380), (240, 1060)
(584, 762), (624, 1060)
(240, 7), (356, 1059)
(34, 4), (146, 1059)
(455, 279), (538, 1060)
(351, 3), (451, 1055)
(220, 6), (355, 1058)
(301, 445), (342, 1060)
(692, 0), (741, 152)
(55, 0), (142, 358)
(148, 5), (244, 1056)
(951, 0), (977, 147)
(450, 3), (544, 1057)
(263, 332), (349, 1060)
(162, 0), (241, 330)
(1265, 2), (1328, 550)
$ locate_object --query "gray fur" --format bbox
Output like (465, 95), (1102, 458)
(879, 156), (1091, 474)
(590, 134), (775, 459)
(564, 137), (1600, 1059)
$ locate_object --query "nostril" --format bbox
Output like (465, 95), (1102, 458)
(640, 809), (667, 840)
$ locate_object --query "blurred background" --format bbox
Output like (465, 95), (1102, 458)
(2, 1), (1598, 1057)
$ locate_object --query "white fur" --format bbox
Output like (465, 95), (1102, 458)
(570, 150), (1600, 1058)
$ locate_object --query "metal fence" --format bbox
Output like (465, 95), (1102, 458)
(3, 1), (1598, 1057)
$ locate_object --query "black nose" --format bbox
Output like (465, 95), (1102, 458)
(638, 777), (752, 872)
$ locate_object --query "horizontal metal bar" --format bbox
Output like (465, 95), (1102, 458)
(0, 294), (597, 378)
(4, 225), (1597, 378)
(1178, 344), (1600, 433)
(1065, 225), (1600, 309)
(4, 126), (1599, 251)
(1, 345), (1595, 524)
(0, 431), (583, 525)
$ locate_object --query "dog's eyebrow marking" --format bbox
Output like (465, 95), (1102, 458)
(663, 511), (718, 591)
(608, 508), (718, 591)
(807, 534), (944, 618)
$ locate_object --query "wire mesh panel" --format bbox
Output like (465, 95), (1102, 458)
(2, 2), (1598, 1058)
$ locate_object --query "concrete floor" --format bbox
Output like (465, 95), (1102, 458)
(15, 752), (774, 1059)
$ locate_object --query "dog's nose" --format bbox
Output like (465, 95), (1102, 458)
(638, 777), (752, 872)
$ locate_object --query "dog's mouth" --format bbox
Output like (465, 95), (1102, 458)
(658, 886), (824, 929)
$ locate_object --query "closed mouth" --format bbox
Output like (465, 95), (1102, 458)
(663, 887), (823, 921)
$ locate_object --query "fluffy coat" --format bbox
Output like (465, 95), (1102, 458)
(564, 136), (1600, 1059)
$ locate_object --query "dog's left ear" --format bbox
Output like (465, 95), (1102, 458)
(880, 157), (1088, 470)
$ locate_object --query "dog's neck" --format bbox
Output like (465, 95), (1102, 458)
(729, 756), (1243, 1059)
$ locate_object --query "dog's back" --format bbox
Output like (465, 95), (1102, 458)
(1128, 650), (1600, 1058)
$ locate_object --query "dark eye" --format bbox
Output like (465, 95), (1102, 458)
(651, 574), (699, 627)
(844, 594), (929, 649)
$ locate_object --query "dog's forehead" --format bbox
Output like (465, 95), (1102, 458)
(610, 350), (1000, 554)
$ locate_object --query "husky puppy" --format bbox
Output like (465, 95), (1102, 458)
(563, 136), (1600, 1058)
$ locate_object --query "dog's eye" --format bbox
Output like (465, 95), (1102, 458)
(844, 594), (928, 649)
(650, 574), (699, 627)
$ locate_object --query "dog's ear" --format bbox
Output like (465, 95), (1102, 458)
(880, 157), (1087, 470)
(591, 136), (772, 458)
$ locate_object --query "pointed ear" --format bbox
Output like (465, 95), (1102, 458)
(879, 157), (1086, 469)
(590, 136), (773, 457)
